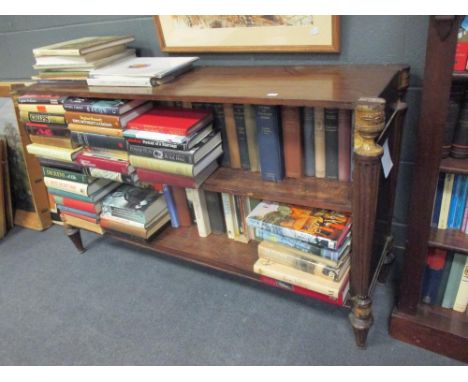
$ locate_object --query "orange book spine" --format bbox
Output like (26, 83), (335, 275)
(171, 186), (192, 227)
(65, 111), (121, 129)
(282, 106), (303, 178)
(223, 104), (241, 169)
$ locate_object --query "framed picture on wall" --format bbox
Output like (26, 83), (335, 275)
(154, 15), (340, 53)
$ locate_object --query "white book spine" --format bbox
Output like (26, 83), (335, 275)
(453, 257), (468, 313)
(438, 173), (455, 229)
(221, 193), (236, 240)
(186, 188), (211, 238)
(44, 176), (88, 196)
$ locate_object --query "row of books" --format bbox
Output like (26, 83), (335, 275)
(421, 248), (468, 313)
(443, 81), (468, 159)
(454, 16), (468, 72)
(31, 35), (199, 87)
(432, 173), (468, 234)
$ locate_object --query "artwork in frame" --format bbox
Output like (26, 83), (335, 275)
(154, 15), (340, 53)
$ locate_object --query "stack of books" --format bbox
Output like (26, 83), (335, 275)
(42, 167), (120, 234)
(421, 248), (468, 313)
(247, 201), (352, 305)
(432, 172), (468, 234)
(63, 97), (152, 182)
(100, 184), (169, 240)
(125, 106), (222, 188)
(87, 56), (199, 87)
(31, 36), (136, 84)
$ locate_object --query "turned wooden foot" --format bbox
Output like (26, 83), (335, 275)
(64, 225), (86, 253)
(349, 296), (373, 348)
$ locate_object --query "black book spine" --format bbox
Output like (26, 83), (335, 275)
(212, 103), (230, 167)
(125, 137), (189, 151)
(71, 132), (127, 151)
(38, 158), (86, 173)
(324, 108), (339, 180)
(25, 124), (70, 137)
(233, 104), (251, 170)
(443, 101), (461, 158)
(205, 191), (226, 234)
(127, 144), (194, 164)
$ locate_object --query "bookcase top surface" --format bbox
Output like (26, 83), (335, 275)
(17, 64), (406, 108)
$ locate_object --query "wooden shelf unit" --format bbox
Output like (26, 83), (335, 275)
(15, 64), (409, 348)
(389, 16), (468, 363)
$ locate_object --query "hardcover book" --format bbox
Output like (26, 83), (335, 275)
(314, 108), (326, 178)
(30, 135), (78, 149)
(256, 105), (284, 182)
(205, 191), (226, 234)
(25, 122), (70, 137)
(26, 144), (82, 162)
(224, 104), (241, 169)
(303, 107), (315, 177)
(338, 109), (352, 182)
(63, 98), (146, 115)
(233, 104), (251, 170)
(442, 253), (466, 309)
(43, 177), (112, 197)
(453, 256), (468, 312)
(421, 248), (447, 304)
(171, 186), (192, 227)
(71, 131), (127, 151)
(282, 106), (303, 178)
(17, 94), (68, 105)
(324, 108), (339, 180)
(162, 185), (179, 228)
(244, 105), (259, 172)
(20, 111), (66, 125)
(126, 107), (212, 136)
(18, 103), (65, 115)
(42, 166), (93, 184)
(68, 123), (124, 138)
(101, 184), (167, 225)
(247, 201), (352, 250)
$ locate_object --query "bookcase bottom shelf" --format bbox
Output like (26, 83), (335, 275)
(389, 304), (468, 363)
(103, 224), (350, 308)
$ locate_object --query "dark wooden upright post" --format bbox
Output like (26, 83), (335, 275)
(64, 224), (86, 253)
(349, 97), (386, 347)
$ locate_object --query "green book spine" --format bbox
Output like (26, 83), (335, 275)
(42, 166), (90, 184)
(47, 187), (94, 203)
(434, 252), (454, 305)
(441, 253), (466, 308)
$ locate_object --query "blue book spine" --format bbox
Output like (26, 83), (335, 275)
(432, 173), (445, 226)
(233, 104), (251, 170)
(421, 249), (447, 304)
(163, 185), (179, 228)
(303, 107), (315, 176)
(454, 175), (468, 229)
(57, 205), (98, 220)
(447, 175), (461, 228)
(255, 105), (284, 182)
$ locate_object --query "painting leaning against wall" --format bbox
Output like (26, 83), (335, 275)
(0, 97), (35, 213)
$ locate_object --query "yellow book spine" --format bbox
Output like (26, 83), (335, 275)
(26, 143), (80, 162)
(253, 258), (349, 299)
(68, 123), (123, 137)
(129, 155), (193, 177)
(18, 104), (65, 114)
(244, 104), (260, 172)
(438, 173), (455, 229)
(453, 258), (468, 313)
(29, 135), (77, 149)
(314, 108), (326, 178)
(61, 214), (104, 235)
(20, 110), (66, 125)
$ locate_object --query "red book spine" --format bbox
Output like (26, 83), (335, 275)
(259, 275), (348, 307)
(76, 152), (131, 174)
(54, 196), (98, 214)
(60, 211), (98, 224)
(136, 168), (197, 188)
(126, 123), (188, 136)
(338, 109), (351, 182)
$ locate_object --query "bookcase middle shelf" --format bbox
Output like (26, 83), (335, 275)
(202, 167), (352, 213)
(429, 227), (468, 254)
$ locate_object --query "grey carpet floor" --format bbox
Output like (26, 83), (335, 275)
(0, 225), (463, 365)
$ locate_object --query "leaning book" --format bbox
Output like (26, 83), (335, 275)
(247, 201), (351, 250)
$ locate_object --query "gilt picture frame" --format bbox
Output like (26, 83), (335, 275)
(154, 16), (340, 53)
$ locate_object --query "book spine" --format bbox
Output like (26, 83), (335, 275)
(247, 217), (338, 250)
(442, 101), (461, 157)
(421, 248), (447, 304)
(453, 256), (468, 312)
(461, 196), (468, 232)
(57, 205), (98, 220)
(43, 177), (88, 196)
(60, 213), (104, 235)
(42, 166), (90, 184)
(432, 173), (445, 226)
(205, 191), (226, 234)
(65, 111), (120, 128)
(442, 253), (466, 309)
(61, 210), (98, 224)
(162, 185), (180, 228)
(224, 104), (241, 169)
(18, 104), (65, 114)
(244, 105), (259, 172)
(76, 153), (130, 174)
(258, 243), (345, 282)
(435, 252), (454, 306)
(127, 122), (193, 136)
(171, 186), (192, 227)
(129, 155), (193, 177)
(30, 135), (77, 149)
(281, 106), (303, 178)
(107, 207), (145, 225)
(186, 188), (211, 237)
(256, 105), (284, 182)
(314, 108), (326, 178)
(447, 175), (461, 229)
(52, 195), (98, 214)
(324, 108), (339, 180)
(68, 123), (123, 138)
(38, 158), (85, 173)
(135, 168), (197, 189)
(438, 173), (455, 229)
(48, 187), (93, 203)
(221, 193), (236, 240)
(210, 103), (230, 167)
(454, 176), (468, 229)
(26, 124), (70, 137)
(128, 144), (194, 164)
(64, 102), (120, 115)
(259, 275), (346, 306)
(303, 107), (315, 177)
(338, 109), (351, 182)
(71, 132), (127, 151)
(88, 167), (126, 183)
(450, 119), (468, 159)
(125, 136), (189, 151)
(20, 111), (66, 125)
(233, 104), (251, 170)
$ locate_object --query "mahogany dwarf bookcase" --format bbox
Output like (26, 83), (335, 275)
(15, 64), (409, 348)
